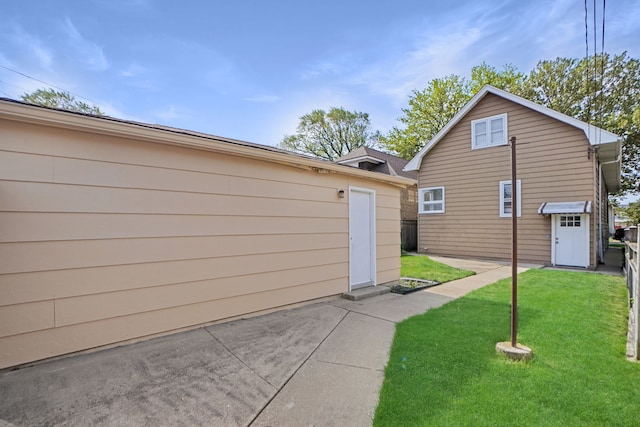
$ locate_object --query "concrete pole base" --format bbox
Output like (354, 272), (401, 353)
(496, 342), (533, 361)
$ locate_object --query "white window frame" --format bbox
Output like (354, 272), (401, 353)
(471, 113), (508, 149)
(499, 180), (521, 218)
(419, 187), (445, 214)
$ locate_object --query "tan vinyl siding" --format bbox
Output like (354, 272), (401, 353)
(0, 117), (402, 368)
(418, 93), (596, 265)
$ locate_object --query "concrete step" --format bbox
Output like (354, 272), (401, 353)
(342, 285), (391, 301)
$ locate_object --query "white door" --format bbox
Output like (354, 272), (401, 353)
(349, 188), (376, 290)
(553, 214), (589, 267)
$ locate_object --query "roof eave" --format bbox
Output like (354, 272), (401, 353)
(0, 99), (415, 188)
(404, 85), (623, 172)
(404, 86), (495, 172)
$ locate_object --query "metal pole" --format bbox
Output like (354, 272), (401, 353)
(510, 136), (518, 347)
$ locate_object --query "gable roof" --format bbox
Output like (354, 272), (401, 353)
(0, 98), (415, 188)
(336, 146), (417, 180)
(404, 85), (623, 173)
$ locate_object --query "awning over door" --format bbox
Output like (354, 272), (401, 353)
(538, 201), (592, 215)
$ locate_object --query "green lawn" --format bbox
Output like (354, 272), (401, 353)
(374, 269), (640, 426)
(401, 254), (475, 283)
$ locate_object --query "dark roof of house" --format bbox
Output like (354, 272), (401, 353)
(335, 147), (417, 180)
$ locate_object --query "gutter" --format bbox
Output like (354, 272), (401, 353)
(598, 154), (621, 262)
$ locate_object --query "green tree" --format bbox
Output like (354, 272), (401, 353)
(280, 107), (380, 161)
(522, 52), (640, 193)
(620, 201), (640, 225)
(381, 63), (526, 159)
(383, 54), (640, 193)
(21, 88), (104, 115)
(468, 62), (526, 95)
(382, 75), (469, 159)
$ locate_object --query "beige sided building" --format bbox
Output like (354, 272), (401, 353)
(0, 99), (413, 369)
(405, 86), (622, 269)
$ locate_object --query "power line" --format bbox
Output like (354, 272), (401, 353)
(601, 0), (606, 56)
(584, 0), (591, 140)
(0, 64), (101, 105)
(584, 1), (608, 148)
(599, 0), (606, 146)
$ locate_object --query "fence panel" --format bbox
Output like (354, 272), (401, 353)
(401, 220), (417, 252)
(625, 226), (639, 360)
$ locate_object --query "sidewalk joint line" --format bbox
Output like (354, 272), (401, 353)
(202, 327), (277, 391)
(247, 309), (350, 426)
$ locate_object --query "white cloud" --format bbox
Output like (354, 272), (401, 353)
(153, 105), (185, 121)
(3, 23), (54, 69)
(243, 95), (280, 103)
(130, 35), (237, 94)
(349, 22), (487, 105)
(61, 18), (109, 71)
(300, 60), (345, 80)
(120, 62), (146, 77)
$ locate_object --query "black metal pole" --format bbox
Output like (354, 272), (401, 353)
(510, 136), (518, 347)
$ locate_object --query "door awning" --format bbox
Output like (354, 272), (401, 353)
(538, 201), (592, 215)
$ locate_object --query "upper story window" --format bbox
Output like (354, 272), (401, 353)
(419, 187), (445, 214)
(500, 180), (521, 217)
(472, 114), (507, 149)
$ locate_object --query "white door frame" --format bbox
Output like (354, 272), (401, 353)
(551, 214), (590, 268)
(348, 187), (376, 290)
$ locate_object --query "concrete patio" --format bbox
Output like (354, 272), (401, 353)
(0, 258), (525, 426)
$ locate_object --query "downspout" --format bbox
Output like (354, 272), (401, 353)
(598, 163), (603, 263)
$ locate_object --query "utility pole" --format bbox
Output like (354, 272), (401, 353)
(510, 136), (518, 347)
(496, 136), (532, 361)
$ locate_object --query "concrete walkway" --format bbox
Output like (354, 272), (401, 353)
(0, 257), (524, 427)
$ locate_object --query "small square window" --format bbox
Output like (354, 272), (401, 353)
(560, 215), (581, 227)
(472, 114), (508, 149)
(419, 187), (445, 214)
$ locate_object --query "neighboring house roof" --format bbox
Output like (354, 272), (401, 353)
(404, 85), (623, 190)
(336, 147), (417, 180)
(0, 98), (415, 187)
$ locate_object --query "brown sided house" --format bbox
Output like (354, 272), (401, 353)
(0, 99), (413, 369)
(336, 147), (418, 250)
(404, 85), (622, 269)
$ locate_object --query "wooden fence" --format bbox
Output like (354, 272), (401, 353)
(625, 226), (639, 360)
(401, 220), (417, 252)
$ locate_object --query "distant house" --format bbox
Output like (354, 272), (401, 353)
(404, 85), (622, 269)
(336, 147), (418, 250)
(0, 98), (414, 369)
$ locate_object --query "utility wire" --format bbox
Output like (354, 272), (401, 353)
(598, 0), (606, 145)
(0, 64), (101, 106)
(601, 0), (606, 56)
(584, 0), (591, 141)
(593, 0), (598, 143)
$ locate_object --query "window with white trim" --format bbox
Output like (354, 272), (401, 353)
(418, 187), (445, 214)
(472, 114), (507, 149)
(499, 180), (521, 217)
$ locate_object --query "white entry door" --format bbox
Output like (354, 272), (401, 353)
(349, 188), (376, 290)
(553, 214), (589, 267)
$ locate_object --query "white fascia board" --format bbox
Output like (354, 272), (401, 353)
(404, 86), (494, 171)
(404, 85), (622, 172)
(337, 155), (385, 165)
(490, 86), (620, 146)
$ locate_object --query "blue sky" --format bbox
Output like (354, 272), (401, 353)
(1, 0), (639, 148)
